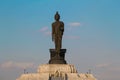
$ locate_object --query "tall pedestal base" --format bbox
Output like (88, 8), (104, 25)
(49, 49), (67, 64)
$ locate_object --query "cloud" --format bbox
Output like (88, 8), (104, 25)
(0, 61), (34, 69)
(96, 63), (110, 68)
(95, 63), (120, 80)
(45, 31), (51, 36)
(39, 26), (51, 36)
(68, 22), (81, 27)
(40, 26), (48, 32)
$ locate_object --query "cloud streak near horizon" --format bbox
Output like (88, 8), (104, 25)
(68, 22), (81, 27)
(40, 26), (51, 36)
(96, 63), (110, 68)
(0, 61), (35, 69)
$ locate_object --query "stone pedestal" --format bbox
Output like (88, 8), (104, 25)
(16, 64), (97, 80)
(37, 64), (77, 73)
(49, 49), (67, 64)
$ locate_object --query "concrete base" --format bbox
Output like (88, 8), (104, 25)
(16, 64), (96, 80)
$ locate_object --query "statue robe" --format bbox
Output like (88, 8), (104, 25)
(52, 21), (64, 53)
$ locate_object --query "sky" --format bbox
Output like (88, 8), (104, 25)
(0, 0), (120, 80)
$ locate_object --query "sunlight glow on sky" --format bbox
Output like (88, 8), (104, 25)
(0, 0), (120, 80)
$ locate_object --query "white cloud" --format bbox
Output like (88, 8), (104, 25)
(40, 26), (48, 32)
(109, 67), (120, 71)
(68, 22), (81, 27)
(96, 63), (110, 68)
(45, 31), (51, 36)
(0, 61), (34, 69)
(39, 26), (51, 36)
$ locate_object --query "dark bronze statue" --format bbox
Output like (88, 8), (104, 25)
(52, 12), (64, 53)
(49, 12), (66, 64)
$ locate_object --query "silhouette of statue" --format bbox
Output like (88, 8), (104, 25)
(52, 12), (64, 53)
(49, 12), (66, 64)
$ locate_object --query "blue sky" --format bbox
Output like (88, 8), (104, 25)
(0, 0), (120, 80)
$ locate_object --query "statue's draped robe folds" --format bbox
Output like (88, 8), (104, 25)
(52, 20), (64, 53)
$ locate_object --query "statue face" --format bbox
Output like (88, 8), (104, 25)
(55, 15), (60, 21)
(54, 12), (60, 21)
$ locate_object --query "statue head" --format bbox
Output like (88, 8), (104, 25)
(54, 12), (60, 21)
